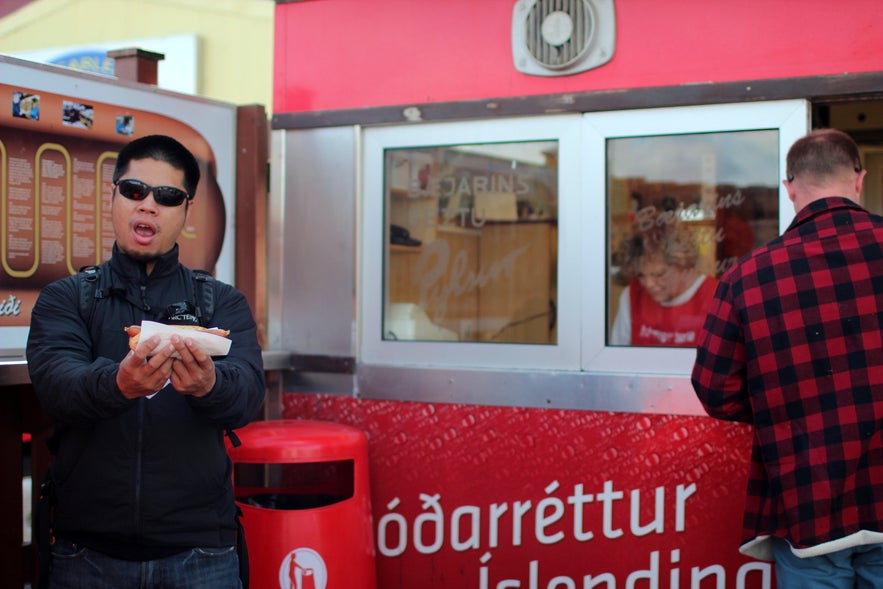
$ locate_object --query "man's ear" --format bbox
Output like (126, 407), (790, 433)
(782, 179), (797, 205)
(856, 168), (868, 197)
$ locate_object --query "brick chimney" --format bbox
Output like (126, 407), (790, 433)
(106, 48), (165, 85)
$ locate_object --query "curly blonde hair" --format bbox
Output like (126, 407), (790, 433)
(614, 221), (698, 285)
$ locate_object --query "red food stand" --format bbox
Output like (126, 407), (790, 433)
(265, 2), (883, 588)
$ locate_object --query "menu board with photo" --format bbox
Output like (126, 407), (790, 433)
(0, 56), (237, 352)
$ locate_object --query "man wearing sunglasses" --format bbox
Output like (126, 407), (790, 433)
(27, 134), (265, 588)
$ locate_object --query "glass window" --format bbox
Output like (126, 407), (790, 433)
(581, 100), (809, 376)
(383, 141), (558, 345)
(360, 102), (807, 377)
(361, 115), (582, 370)
(606, 130), (780, 347)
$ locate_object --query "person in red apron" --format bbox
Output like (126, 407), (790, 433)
(610, 221), (716, 347)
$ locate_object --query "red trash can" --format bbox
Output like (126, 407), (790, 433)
(227, 420), (377, 589)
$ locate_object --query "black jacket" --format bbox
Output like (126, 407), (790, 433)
(26, 244), (265, 560)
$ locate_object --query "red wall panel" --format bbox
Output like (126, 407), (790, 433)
(273, 0), (883, 114)
(281, 393), (768, 588)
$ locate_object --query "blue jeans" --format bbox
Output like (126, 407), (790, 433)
(47, 538), (242, 589)
(773, 537), (883, 589)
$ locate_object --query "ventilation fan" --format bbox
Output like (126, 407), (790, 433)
(512, 0), (616, 77)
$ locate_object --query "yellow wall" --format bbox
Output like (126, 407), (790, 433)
(0, 0), (273, 109)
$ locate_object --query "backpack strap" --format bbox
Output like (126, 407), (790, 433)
(77, 264), (111, 324)
(35, 474), (56, 589)
(191, 269), (216, 326)
(78, 264), (217, 325)
(235, 503), (250, 588)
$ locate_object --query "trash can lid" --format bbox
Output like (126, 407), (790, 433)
(227, 419), (368, 463)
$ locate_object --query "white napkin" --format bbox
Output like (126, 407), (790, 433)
(138, 320), (232, 358)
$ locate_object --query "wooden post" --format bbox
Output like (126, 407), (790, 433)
(235, 105), (269, 348)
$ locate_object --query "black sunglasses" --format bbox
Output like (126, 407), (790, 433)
(114, 178), (192, 207)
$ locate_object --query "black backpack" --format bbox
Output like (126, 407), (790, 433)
(76, 263), (216, 326)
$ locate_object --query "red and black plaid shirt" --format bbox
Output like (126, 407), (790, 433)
(693, 197), (883, 557)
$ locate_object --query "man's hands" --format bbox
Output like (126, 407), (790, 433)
(168, 336), (217, 397)
(117, 335), (216, 399)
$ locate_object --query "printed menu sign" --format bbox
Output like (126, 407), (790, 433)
(0, 68), (233, 349)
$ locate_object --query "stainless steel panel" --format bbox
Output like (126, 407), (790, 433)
(0, 355), (28, 387)
(270, 127), (358, 358)
(356, 364), (706, 416)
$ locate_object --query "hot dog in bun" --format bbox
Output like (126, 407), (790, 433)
(125, 324), (230, 351)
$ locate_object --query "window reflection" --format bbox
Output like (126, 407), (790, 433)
(607, 130), (780, 347)
(384, 141), (558, 344)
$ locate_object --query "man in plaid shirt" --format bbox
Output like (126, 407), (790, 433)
(692, 129), (883, 588)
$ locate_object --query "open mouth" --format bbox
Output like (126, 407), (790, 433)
(133, 222), (157, 243)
